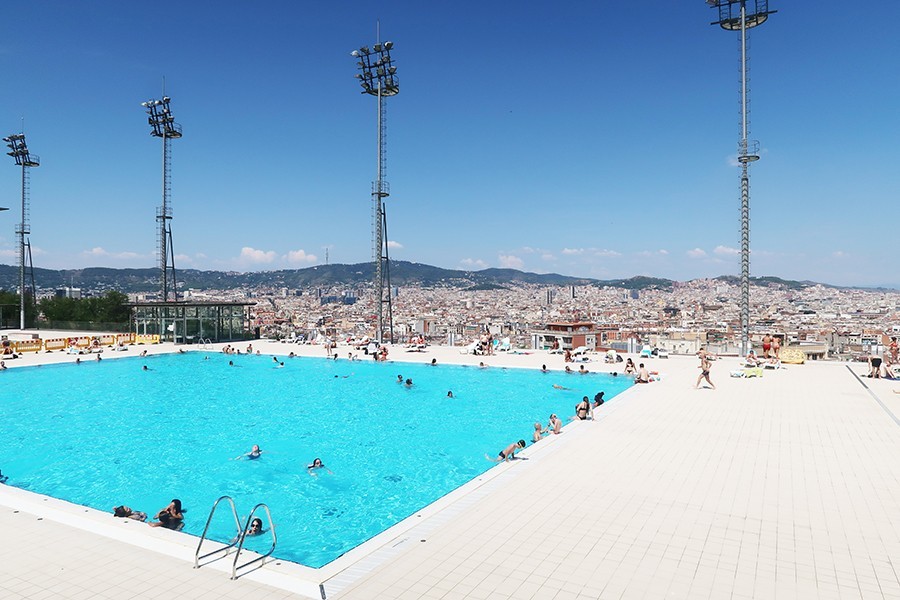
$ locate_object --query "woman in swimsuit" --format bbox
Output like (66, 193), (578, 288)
(113, 505), (147, 521)
(575, 397), (591, 420)
(149, 499), (184, 530)
(308, 458), (333, 476)
(245, 517), (264, 536)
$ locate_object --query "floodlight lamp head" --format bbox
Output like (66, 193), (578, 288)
(374, 43), (382, 52)
(351, 50), (359, 57)
(360, 46), (370, 54)
(384, 41), (393, 50)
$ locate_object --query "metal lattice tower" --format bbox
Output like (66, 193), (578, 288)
(141, 95), (182, 302)
(707, 0), (775, 356)
(3, 132), (40, 329)
(352, 34), (399, 344)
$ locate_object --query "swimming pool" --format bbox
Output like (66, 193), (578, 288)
(0, 353), (631, 567)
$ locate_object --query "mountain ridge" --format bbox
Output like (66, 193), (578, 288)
(0, 262), (892, 294)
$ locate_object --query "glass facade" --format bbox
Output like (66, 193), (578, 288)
(132, 302), (253, 344)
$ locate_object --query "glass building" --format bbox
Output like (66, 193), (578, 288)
(131, 301), (255, 344)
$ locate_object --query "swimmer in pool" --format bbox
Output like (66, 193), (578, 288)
(397, 375), (403, 383)
(234, 444), (263, 460)
(307, 458), (333, 476)
(113, 505), (148, 521)
(485, 440), (526, 462)
(547, 414), (563, 434)
(447, 390), (453, 398)
(552, 384), (570, 390)
(245, 517), (264, 536)
(532, 422), (545, 443)
(405, 378), (413, 387)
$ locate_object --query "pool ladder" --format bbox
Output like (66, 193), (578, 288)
(194, 495), (277, 580)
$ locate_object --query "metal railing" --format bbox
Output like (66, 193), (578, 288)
(194, 495), (243, 569)
(231, 503), (277, 580)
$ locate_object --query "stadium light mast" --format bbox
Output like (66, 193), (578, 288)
(141, 94), (182, 302)
(707, 0), (775, 357)
(351, 33), (399, 344)
(3, 132), (40, 329)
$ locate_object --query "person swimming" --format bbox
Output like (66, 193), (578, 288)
(235, 444), (263, 460)
(113, 505), (147, 521)
(245, 517), (264, 536)
(307, 458), (333, 476)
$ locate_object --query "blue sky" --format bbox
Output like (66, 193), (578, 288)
(1, 1), (897, 287)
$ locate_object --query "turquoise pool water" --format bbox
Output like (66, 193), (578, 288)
(0, 352), (631, 567)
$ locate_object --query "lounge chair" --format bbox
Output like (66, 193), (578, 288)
(459, 341), (479, 355)
(497, 338), (511, 352)
(639, 346), (653, 359)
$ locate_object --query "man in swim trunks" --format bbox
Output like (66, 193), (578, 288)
(761, 334), (772, 359)
(695, 349), (716, 390)
(486, 440), (526, 462)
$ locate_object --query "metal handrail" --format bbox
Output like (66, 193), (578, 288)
(194, 495), (243, 568)
(231, 503), (277, 580)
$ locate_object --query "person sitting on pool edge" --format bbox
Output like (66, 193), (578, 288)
(113, 505), (148, 521)
(245, 517), (264, 536)
(574, 396), (591, 420)
(532, 422), (545, 443)
(486, 440), (527, 462)
(308, 458), (333, 476)
(149, 498), (184, 530)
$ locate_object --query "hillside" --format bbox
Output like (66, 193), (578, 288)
(0, 261), (861, 294)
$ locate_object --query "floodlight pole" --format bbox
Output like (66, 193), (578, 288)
(3, 133), (39, 330)
(141, 95), (182, 303)
(708, 0), (774, 357)
(352, 36), (399, 344)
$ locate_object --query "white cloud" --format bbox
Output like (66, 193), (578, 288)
(0, 249), (14, 258)
(386, 240), (403, 250)
(284, 249), (318, 264)
(237, 247), (277, 265)
(498, 254), (524, 269)
(637, 249), (669, 258)
(460, 258), (488, 269)
(541, 253), (555, 261)
(561, 248), (584, 255)
(687, 248), (707, 259)
(82, 247), (142, 260)
(832, 250), (848, 259)
(714, 245), (739, 256)
(520, 246), (536, 254)
(594, 249), (622, 258)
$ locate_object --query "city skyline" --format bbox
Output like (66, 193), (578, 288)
(1, 1), (897, 287)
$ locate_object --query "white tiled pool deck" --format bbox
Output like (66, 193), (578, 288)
(2, 336), (899, 599)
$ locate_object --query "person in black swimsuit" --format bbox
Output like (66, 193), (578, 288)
(485, 440), (526, 462)
(149, 499), (184, 530)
